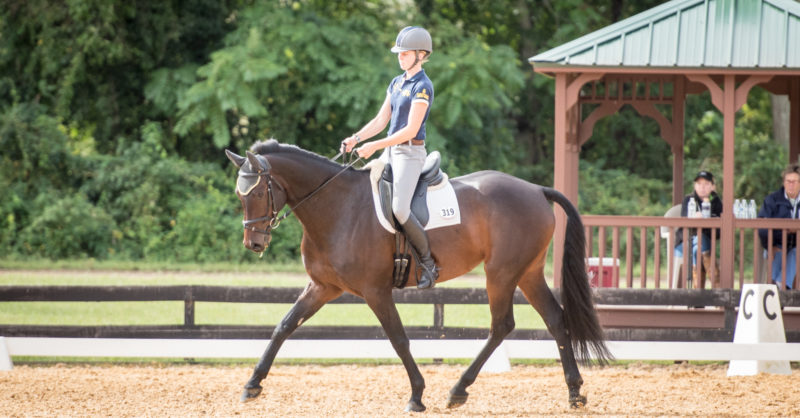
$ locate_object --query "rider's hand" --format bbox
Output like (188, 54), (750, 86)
(356, 141), (379, 159)
(341, 135), (359, 153)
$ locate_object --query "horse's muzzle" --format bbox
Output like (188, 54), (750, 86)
(244, 233), (272, 253)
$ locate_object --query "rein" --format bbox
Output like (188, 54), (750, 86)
(240, 152), (362, 236)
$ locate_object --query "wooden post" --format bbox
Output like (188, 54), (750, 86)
(791, 77), (800, 163)
(184, 287), (195, 327)
(673, 76), (686, 205)
(720, 75), (736, 288)
(433, 304), (444, 330)
(553, 73), (569, 288)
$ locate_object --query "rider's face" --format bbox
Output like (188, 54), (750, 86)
(397, 50), (420, 71)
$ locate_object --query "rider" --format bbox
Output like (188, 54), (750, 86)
(341, 26), (438, 289)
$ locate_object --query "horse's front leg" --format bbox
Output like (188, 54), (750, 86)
(363, 289), (426, 413)
(241, 282), (342, 402)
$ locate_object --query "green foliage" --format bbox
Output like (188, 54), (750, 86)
(1, 0), (237, 154)
(173, 1), (527, 176)
(147, 185), (245, 262)
(80, 133), (231, 259)
(174, 1), (394, 153)
(0, 102), (76, 195)
(18, 194), (117, 259)
(0, 182), (27, 252)
(424, 18), (526, 175)
(579, 161), (672, 216)
(0, 102), (82, 252)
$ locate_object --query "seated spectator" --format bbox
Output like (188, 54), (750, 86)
(675, 171), (722, 288)
(758, 164), (800, 290)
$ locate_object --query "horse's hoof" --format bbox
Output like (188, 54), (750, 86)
(404, 399), (426, 413)
(240, 386), (262, 403)
(569, 394), (587, 409)
(446, 389), (469, 409)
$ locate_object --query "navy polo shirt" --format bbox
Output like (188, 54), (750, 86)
(386, 69), (434, 140)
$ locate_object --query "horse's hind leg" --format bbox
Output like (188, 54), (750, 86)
(242, 281), (342, 402)
(517, 269), (587, 408)
(362, 288), (426, 413)
(447, 276), (516, 409)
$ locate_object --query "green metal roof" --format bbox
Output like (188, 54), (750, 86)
(530, 0), (800, 70)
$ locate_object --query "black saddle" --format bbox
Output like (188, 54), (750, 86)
(378, 151), (444, 228)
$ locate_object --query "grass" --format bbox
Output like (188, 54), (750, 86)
(0, 258), (308, 274)
(0, 301), (546, 329)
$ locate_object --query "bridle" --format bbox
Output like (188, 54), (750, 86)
(238, 169), (283, 236)
(238, 152), (362, 238)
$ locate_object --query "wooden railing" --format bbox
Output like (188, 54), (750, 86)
(583, 215), (800, 290)
(2, 285), (799, 342)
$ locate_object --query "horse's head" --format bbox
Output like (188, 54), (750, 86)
(225, 149), (287, 254)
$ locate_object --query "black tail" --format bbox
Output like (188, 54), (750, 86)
(543, 187), (612, 365)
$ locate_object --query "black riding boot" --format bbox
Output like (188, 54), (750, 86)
(401, 214), (439, 289)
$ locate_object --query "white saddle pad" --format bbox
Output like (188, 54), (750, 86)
(365, 160), (461, 234)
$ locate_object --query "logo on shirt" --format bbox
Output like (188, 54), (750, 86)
(402, 89), (411, 97)
(416, 89), (429, 100)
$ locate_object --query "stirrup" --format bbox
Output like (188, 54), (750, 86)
(417, 273), (435, 289)
(416, 262), (438, 289)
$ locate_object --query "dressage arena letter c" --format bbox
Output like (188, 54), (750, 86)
(763, 289), (777, 320)
(742, 288), (778, 321)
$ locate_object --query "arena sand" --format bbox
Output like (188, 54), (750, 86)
(1, 362), (798, 417)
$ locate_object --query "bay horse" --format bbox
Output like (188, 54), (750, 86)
(225, 139), (610, 412)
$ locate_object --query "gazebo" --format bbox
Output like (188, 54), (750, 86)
(530, 0), (800, 289)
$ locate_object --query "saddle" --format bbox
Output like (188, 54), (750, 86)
(377, 151), (444, 228)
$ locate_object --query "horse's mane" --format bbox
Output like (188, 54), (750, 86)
(249, 139), (346, 170)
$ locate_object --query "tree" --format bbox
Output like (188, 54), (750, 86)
(0, 0), (238, 156)
(174, 1), (525, 175)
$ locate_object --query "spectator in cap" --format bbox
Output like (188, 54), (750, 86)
(675, 170), (723, 288)
(757, 164), (800, 290)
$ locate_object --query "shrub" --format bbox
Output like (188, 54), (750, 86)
(147, 185), (246, 262)
(18, 194), (117, 259)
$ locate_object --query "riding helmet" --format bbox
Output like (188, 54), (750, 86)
(390, 26), (432, 54)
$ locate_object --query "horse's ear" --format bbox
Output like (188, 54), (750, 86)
(246, 151), (270, 172)
(225, 149), (246, 168)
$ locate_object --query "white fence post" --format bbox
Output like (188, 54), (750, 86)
(0, 337), (13, 371)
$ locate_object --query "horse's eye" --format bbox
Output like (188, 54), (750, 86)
(257, 191), (264, 198)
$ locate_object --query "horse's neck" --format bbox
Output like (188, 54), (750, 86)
(274, 156), (364, 226)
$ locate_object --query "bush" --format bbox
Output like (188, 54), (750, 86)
(147, 185), (247, 262)
(579, 161), (672, 216)
(18, 194), (117, 259)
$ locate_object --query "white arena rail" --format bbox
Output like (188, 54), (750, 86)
(5, 338), (800, 362)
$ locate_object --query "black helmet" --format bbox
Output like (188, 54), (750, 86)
(390, 26), (432, 54)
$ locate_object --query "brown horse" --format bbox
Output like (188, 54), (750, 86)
(225, 139), (610, 412)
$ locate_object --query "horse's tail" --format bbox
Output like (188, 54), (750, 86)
(543, 187), (613, 365)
